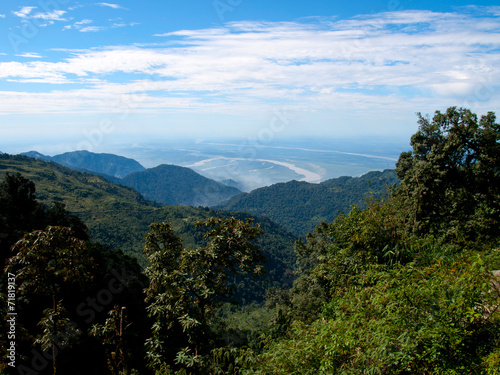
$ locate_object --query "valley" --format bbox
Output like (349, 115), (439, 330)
(111, 137), (406, 191)
(16, 147), (400, 237)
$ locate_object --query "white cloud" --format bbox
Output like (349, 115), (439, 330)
(15, 52), (43, 58)
(12, 6), (66, 22)
(63, 19), (93, 30)
(1, 9), (499, 132)
(12, 6), (36, 18)
(63, 18), (137, 32)
(80, 26), (105, 32)
(77, 19), (94, 25)
(112, 21), (139, 28)
(97, 3), (126, 10)
(0, 14), (6, 18)
(32, 9), (66, 21)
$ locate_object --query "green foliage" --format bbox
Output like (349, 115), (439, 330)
(247, 107), (500, 374)
(215, 303), (274, 348)
(121, 164), (241, 206)
(90, 305), (132, 375)
(0, 156), (297, 302)
(0, 171), (44, 262)
(36, 301), (81, 353)
(250, 259), (500, 374)
(0, 170), (89, 270)
(143, 218), (266, 373)
(5, 226), (94, 375)
(291, 197), (409, 299)
(396, 107), (500, 244)
(1, 107), (498, 374)
(6, 226), (93, 298)
(219, 169), (399, 235)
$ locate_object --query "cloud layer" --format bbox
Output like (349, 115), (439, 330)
(1, 7), (499, 137)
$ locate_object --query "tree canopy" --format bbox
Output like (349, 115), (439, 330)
(396, 107), (500, 243)
(143, 217), (266, 373)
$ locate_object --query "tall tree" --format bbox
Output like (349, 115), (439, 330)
(0, 173), (89, 264)
(5, 226), (94, 375)
(0, 172), (44, 262)
(396, 107), (500, 244)
(143, 218), (265, 373)
(90, 305), (132, 375)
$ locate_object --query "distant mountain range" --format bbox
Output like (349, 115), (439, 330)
(218, 169), (399, 235)
(0, 153), (297, 301)
(22, 150), (145, 178)
(17, 150), (399, 232)
(21, 150), (241, 206)
(121, 164), (241, 206)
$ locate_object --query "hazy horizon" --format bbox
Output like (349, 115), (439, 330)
(4, 136), (408, 191)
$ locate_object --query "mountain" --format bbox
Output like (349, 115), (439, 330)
(218, 169), (399, 235)
(49, 150), (146, 178)
(120, 164), (242, 206)
(20, 151), (241, 207)
(0, 153), (296, 301)
(21, 150), (52, 161)
(220, 178), (246, 191)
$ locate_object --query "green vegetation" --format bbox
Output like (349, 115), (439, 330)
(6, 226), (94, 375)
(236, 107), (500, 374)
(143, 218), (266, 373)
(26, 150), (146, 178)
(1, 107), (499, 374)
(218, 169), (399, 235)
(0, 155), (296, 304)
(121, 164), (241, 207)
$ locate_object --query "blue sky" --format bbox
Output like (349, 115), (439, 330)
(0, 0), (499, 154)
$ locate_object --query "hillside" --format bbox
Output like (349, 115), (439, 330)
(121, 164), (242, 206)
(0, 154), (297, 299)
(52, 150), (146, 178)
(21, 150), (242, 207)
(22, 150), (146, 178)
(218, 169), (399, 235)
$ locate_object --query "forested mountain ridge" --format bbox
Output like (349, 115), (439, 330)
(218, 169), (399, 235)
(22, 149), (146, 178)
(20, 150), (242, 206)
(121, 164), (242, 206)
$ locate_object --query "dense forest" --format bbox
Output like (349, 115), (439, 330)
(218, 169), (399, 235)
(21, 150), (242, 207)
(1, 107), (500, 374)
(22, 150), (146, 179)
(120, 164), (242, 207)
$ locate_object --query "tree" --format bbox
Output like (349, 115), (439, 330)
(250, 257), (500, 375)
(243, 107), (500, 375)
(0, 172), (44, 262)
(143, 217), (265, 373)
(90, 305), (132, 375)
(0, 173), (89, 264)
(5, 226), (94, 375)
(396, 107), (500, 244)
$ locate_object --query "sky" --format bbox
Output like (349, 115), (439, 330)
(0, 0), (499, 155)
